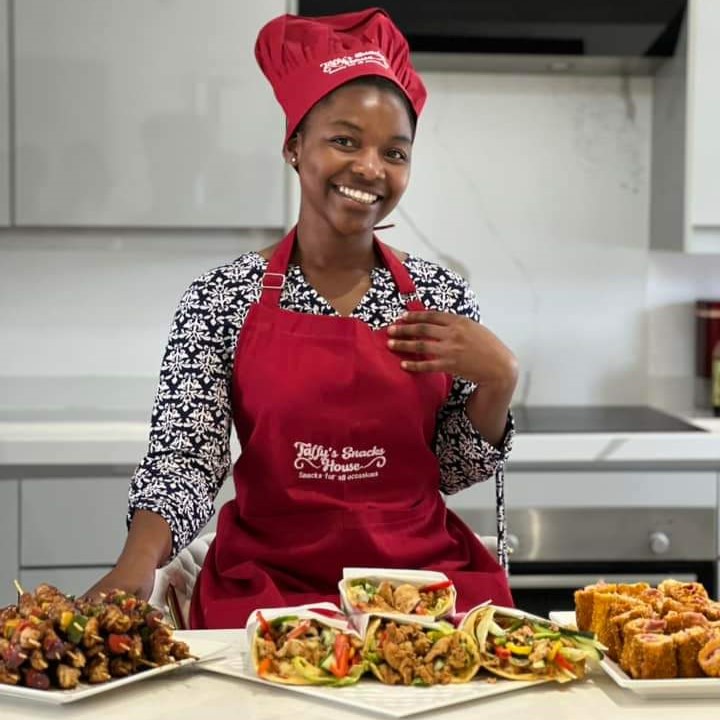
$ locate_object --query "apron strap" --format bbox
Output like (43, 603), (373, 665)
(260, 226), (424, 312)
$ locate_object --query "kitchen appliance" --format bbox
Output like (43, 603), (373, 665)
(445, 405), (716, 617)
(299, 0), (687, 74)
(454, 503), (716, 618)
(696, 300), (720, 411)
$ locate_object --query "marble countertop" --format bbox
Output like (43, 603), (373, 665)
(0, 630), (717, 720)
(0, 377), (718, 471)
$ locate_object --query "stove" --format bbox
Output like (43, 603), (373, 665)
(512, 405), (704, 434)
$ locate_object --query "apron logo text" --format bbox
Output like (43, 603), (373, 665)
(293, 441), (386, 481)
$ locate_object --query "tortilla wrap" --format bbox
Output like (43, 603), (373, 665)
(251, 612), (365, 686)
(461, 605), (604, 683)
(342, 576), (456, 618)
(362, 616), (481, 685)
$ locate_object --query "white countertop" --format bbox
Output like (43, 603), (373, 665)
(0, 629), (717, 720)
(1, 418), (719, 468)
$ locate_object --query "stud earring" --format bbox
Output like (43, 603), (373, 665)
(290, 155), (297, 165)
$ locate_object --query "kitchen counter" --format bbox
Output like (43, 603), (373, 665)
(2, 419), (719, 473)
(0, 630), (717, 720)
(0, 376), (718, 472)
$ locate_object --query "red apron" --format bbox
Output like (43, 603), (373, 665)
(190, 228), (513, 628)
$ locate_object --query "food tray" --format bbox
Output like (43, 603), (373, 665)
(549, 611), (720, 699)
(0, 632), (229, 705)
(201, 631), (547, 718)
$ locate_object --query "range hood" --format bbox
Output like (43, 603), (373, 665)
(297, 0), (687, 75)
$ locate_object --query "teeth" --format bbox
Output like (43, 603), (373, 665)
(337, 185), (378, 204)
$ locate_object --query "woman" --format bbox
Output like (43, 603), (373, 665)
(89, 8), (518, 627)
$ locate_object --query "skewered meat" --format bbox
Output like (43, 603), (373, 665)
(55, 663), (81, 689)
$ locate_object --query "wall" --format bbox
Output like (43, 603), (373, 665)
(2, 70), (719, 410)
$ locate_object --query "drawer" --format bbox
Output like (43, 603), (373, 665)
(21, 477), (129, 566)
(20, 567), (112, 597)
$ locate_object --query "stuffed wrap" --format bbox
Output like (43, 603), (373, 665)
(460, 605), (606, 683)
(340, 571), (456, 618)
(249, 606), (365, 686)
(361, 616), (481, 685)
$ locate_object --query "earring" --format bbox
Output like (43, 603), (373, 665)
(290, 155), (297, 165)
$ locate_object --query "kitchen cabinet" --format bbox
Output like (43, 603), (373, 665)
(0, 481), (19, 607)
(14, 473), (235, 598)
(0, 0), (9, 226)
(651, 0), (720, 253)
(13, 0), (287, 228)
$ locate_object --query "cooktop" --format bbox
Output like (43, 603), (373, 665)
(512, 405), (704, 434)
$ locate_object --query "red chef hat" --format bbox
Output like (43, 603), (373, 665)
(255, 7), (427, 145)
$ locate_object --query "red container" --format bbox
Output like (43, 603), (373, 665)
(696, 300), (720, 378)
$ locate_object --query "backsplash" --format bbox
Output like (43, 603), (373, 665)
(2, 70), (719, 411)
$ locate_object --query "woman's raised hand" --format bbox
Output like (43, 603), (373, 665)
(387, 310), (518, 389)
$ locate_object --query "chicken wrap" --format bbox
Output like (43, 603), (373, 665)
(460, 605), (606, 683)
(248, 604), (365, 686)
(361, 616), (481, 685)
(340, 569), (456, 618)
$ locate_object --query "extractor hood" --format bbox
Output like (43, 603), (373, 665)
(297, 0), (687, 75)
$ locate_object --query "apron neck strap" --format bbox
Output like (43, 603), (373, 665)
(260, 226), (424, 312)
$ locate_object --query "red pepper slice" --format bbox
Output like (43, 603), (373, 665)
(419, 580), (454, 593)
(494, 645), (512, 660)
(554, 653), (575, 672)
(256, 611), (272, 639)
(107, 633), (132, 655)
(330, 634), (350, 678)
(286, 620), (311, 641)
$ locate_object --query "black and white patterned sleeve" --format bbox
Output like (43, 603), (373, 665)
(412, 262), (514, 495)
(127, 256), (262, 558)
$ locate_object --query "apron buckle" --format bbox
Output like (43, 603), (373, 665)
(261, 272), (286, 290)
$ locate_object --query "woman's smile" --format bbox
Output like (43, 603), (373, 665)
(333, 184), (382, 206)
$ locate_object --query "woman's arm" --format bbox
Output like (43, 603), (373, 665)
(85, 510), (172, 600)
(86, 257), (263, 598)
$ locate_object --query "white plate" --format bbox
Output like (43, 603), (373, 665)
(549, 610), (720, 699)
(600, 656), (720, 698)
(0, 632), (229, 705)
(203, 651), (548, 718)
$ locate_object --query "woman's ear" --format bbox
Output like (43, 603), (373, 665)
(283, 134), (300, 168)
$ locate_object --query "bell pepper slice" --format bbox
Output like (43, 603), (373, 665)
(506, 642), (532, 656)
(257, 657), (272, 676)
(256, 611), (272, 639)
(331, 634), (350, 678)
(419, 580), (454, 593)
(494, 645), (512, 660)
(286, 620), (311, 641)
(554, 652), (575, 672)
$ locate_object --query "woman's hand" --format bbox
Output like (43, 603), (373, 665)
(84, 557), (156, 601)
(387, 310), (518, 389)
(388, 310), (518, 445)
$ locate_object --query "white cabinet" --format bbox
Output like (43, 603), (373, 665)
(14, 0), (287, 228)
(651, 0), (720, 253)
(0, 481), (19, 607)
(0, 0), (9, 226)
(687, 0), (720, 231)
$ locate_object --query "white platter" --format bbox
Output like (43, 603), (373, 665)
(548, 610), (720, 699)
(599, 656), (720, 699)
(202, 651), (548, 718)
(0, 632), (229, 705)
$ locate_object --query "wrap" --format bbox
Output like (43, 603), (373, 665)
(339, 568), (457, 619)
(247, 603), (365, 686)
(360, 614), (481, 685)
(460, 605), (606, 683)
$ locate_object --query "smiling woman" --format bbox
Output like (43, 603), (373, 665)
(86, 7), (520, 630)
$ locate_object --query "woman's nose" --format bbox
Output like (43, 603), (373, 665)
(351, 149), (385, 180)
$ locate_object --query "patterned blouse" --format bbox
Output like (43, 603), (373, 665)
(128, 251), (514, 564)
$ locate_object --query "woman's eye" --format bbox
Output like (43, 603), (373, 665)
(330, 136), (355, 148)
(386, 149), (408, 162)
